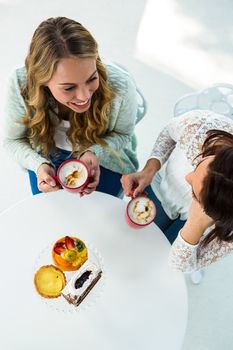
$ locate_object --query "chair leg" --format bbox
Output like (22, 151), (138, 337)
(190, 269), (204, 285)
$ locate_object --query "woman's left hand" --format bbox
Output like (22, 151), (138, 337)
(79, 151), (100, 195)
(188, 199), (214, 231)
(181, 199), (214, 245)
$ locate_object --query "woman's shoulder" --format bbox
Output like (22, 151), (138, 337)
(104, 61), (136, 95)
(199, 110), (233, 133)
(5, 66), (27, 110)
(8, 66), (27, 89)
(175, 109), (233, 131)
(206, 110), (233, 126)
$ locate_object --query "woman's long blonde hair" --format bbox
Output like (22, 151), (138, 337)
(22, 17), (114, 156)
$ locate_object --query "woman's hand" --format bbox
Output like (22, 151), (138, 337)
(188, 199), (214, 230)
(79, 151), (100, 195)
(121, 158), (160, 197)
(181, 199), (214, 245)
(37, 163), (60, 193)
(121, 171), (150, 197)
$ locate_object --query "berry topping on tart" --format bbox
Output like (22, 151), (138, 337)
(52, 236), (88, 271)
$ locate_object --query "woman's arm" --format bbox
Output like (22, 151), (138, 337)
(88, 77), (138, 157)
(180, 199), (214, 244)
(121, 115), (189, 196)
(121, 158), (161, 197)
(168, 199), (233, 272)
(169, 230), (233, 272)
(3, 69), (52, 173)
(169, 199), (212, 272)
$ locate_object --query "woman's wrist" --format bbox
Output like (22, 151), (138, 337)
(142, 158), (161, 178)
(180, 220), (206, 245)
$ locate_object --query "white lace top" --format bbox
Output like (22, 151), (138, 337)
(149, 110), (233, 272)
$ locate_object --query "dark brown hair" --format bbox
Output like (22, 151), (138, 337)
(200, 129), (233, 246)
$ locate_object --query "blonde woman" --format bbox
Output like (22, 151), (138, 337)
(4, 17), (139, 196)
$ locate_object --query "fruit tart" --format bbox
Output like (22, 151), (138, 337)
(52, 236), (88, 271)
(34, 265), (66, 298)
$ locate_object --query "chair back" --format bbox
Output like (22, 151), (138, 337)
(111, 62), (147, 124)
(174, 83), (233, 118)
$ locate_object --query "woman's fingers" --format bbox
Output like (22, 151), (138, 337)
(38, 176), (60, 192)
(121, 173), (148, 198)
(37, 163), (58, 192)
(38, 181), (60, 193)
(121, 174), (137, 196)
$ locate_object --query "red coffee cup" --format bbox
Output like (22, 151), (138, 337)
(54, 159), (90, 193)
(125, 194), (156, 229)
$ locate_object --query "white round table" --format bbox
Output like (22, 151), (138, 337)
(0, 190), (187, 350)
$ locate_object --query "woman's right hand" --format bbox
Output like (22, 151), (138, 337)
(79, 151), (100, 195)
(37, 163), (60, 193)
(121, 158), (160, 197)
(121, 170), (153, 197)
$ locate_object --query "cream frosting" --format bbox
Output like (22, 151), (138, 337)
(62, 261), (102, 306)
(128, 197), (155, 225)
(59, 161), (88, 188)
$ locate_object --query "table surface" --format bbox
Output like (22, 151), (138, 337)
(0, 190), (187, 350)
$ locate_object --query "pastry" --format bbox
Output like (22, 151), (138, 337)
(34, 265), (66, 298)
(52, 236), (88, 271)
(62, 261), (102, 306)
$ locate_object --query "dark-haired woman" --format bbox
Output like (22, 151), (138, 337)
(121, 110), (233, 272)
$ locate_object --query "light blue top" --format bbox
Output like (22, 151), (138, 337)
(3, 62), (139, 174)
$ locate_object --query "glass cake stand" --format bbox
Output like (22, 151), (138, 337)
(34, 241), (105, 313)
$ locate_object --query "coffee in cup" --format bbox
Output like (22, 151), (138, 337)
(56, 160), (90, 193)
(126, 195), (156, 228)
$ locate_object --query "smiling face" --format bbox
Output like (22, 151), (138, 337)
(47, 57), (99, 113)
(185, 156), (215, 202)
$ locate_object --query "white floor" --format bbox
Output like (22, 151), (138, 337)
(1, 0), (233, 349)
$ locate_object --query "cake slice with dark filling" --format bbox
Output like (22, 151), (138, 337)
(62, 261), (102, 306)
